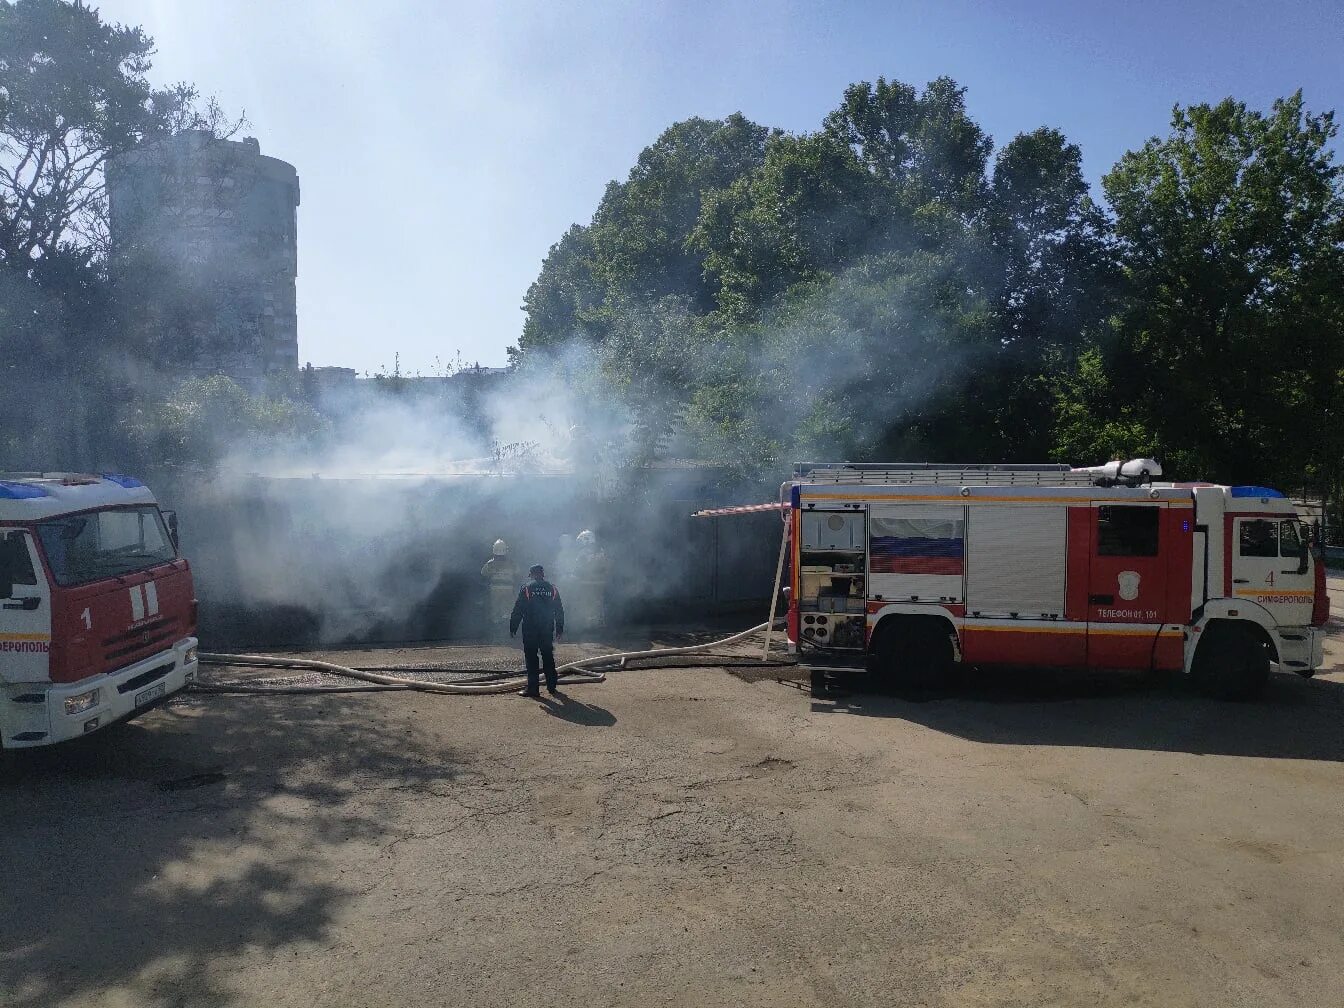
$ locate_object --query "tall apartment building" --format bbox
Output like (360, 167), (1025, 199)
(107, 131), (301, 379)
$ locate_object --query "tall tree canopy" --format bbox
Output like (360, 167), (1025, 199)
(693, 131), (877, 318)
(1056, 92), (1344, 491)
(822, 76), (992, 225)
(975, 127), (1115, 457)
(0, 0), (212, 264)
(518, 113), (773, 356)
(520, 77), (1343, 494)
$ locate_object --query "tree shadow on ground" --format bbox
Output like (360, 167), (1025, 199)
(0, 687), (464, 1007)
(810, 666), (1344, 762)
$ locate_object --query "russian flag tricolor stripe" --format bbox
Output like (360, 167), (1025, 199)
(870, 536), (964, 575)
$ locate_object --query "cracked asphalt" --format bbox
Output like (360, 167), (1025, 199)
(4, 593), (1344, 1008)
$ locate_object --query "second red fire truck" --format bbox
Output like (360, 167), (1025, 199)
(0, 473), (199, 747)
(783, 460), (1328, 698)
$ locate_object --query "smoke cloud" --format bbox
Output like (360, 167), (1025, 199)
(156, 340), (780, 648)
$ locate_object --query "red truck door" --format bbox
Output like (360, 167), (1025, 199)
(1086, 503), (1166, 669)
(0, 530), (52, 684)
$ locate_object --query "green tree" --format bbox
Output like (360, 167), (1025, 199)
(0, 0), (227, 469)
(693, 131), (878, 319)
(0, 0), (213, 263)
(0, 245), (111, 465)
(1057, 93), (1344, 486)
(121, 375), (327, 469)
(977, 128), (1116, 458)
(589, 114), (773, 309)
(1051, 342), (1160, 464)
(988, 128), (1112, 354)
(692, 78), (997, 323)
(516, 224), (600, 357)
(517, 75), (1125, 474)
(684, 244), (997, 472)
(517, 114), (771, 357)
(823, 75), (992, 226)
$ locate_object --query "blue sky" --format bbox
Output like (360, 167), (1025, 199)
(91, 0), (1342, 375)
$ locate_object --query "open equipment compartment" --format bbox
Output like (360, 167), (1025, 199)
(797, 509), (867, 651)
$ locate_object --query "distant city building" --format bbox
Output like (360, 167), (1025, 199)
(299, 360), (511, 421)
(452, 364), (510, 381)
(107, 131), (301, 380)
(302, 364), (358, 410)
(306, 364), (358, 392)
(312, 363), (509, 398)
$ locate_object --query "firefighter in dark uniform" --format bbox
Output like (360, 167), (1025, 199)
(509, 563), (565, 698)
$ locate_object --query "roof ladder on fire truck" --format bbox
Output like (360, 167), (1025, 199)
(794, 462), (1104, 487)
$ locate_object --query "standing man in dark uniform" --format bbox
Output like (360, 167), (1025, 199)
(509, 563), (565, 698)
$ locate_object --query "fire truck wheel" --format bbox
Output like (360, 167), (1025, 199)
(1191, 623), (1271, 700)
(872, 618), (954, 689)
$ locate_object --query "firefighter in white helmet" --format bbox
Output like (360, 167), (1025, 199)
(568, 529), (608, 632)
(480, 538), (516, 636)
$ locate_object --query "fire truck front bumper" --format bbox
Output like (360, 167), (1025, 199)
(5, 638), (200, 748)
(1274, 626), (1324, 674)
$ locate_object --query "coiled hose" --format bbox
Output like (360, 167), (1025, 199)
(197, 620), (781, 696)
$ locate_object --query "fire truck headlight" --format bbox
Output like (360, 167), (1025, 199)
(65, 688), (100, 715)
(183, 645), (198, 666)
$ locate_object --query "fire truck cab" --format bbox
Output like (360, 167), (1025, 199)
(0, 473), (199, 747)
(789, 461), (1328, 699)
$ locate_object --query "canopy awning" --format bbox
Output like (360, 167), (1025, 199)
(691, 501), (786, 518)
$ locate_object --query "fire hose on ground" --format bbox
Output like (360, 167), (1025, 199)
(194, 620), (787, 697)
(197, 519), (797, 698)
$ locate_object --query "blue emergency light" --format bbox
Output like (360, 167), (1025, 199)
(99, 473), (146, 489)
(0, 481), (48, 499)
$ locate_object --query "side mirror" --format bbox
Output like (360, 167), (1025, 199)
(162, 509), (180, 552)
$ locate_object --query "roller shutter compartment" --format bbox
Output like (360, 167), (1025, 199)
(965, 506), (1067, 618)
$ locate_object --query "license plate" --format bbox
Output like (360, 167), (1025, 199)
(134, 682), (166, 707)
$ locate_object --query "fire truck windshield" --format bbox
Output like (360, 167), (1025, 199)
(34, 506), (177, 587)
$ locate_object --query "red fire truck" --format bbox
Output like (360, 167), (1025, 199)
(786, 461), (1328, 698)
(0, 473), (199, 747)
